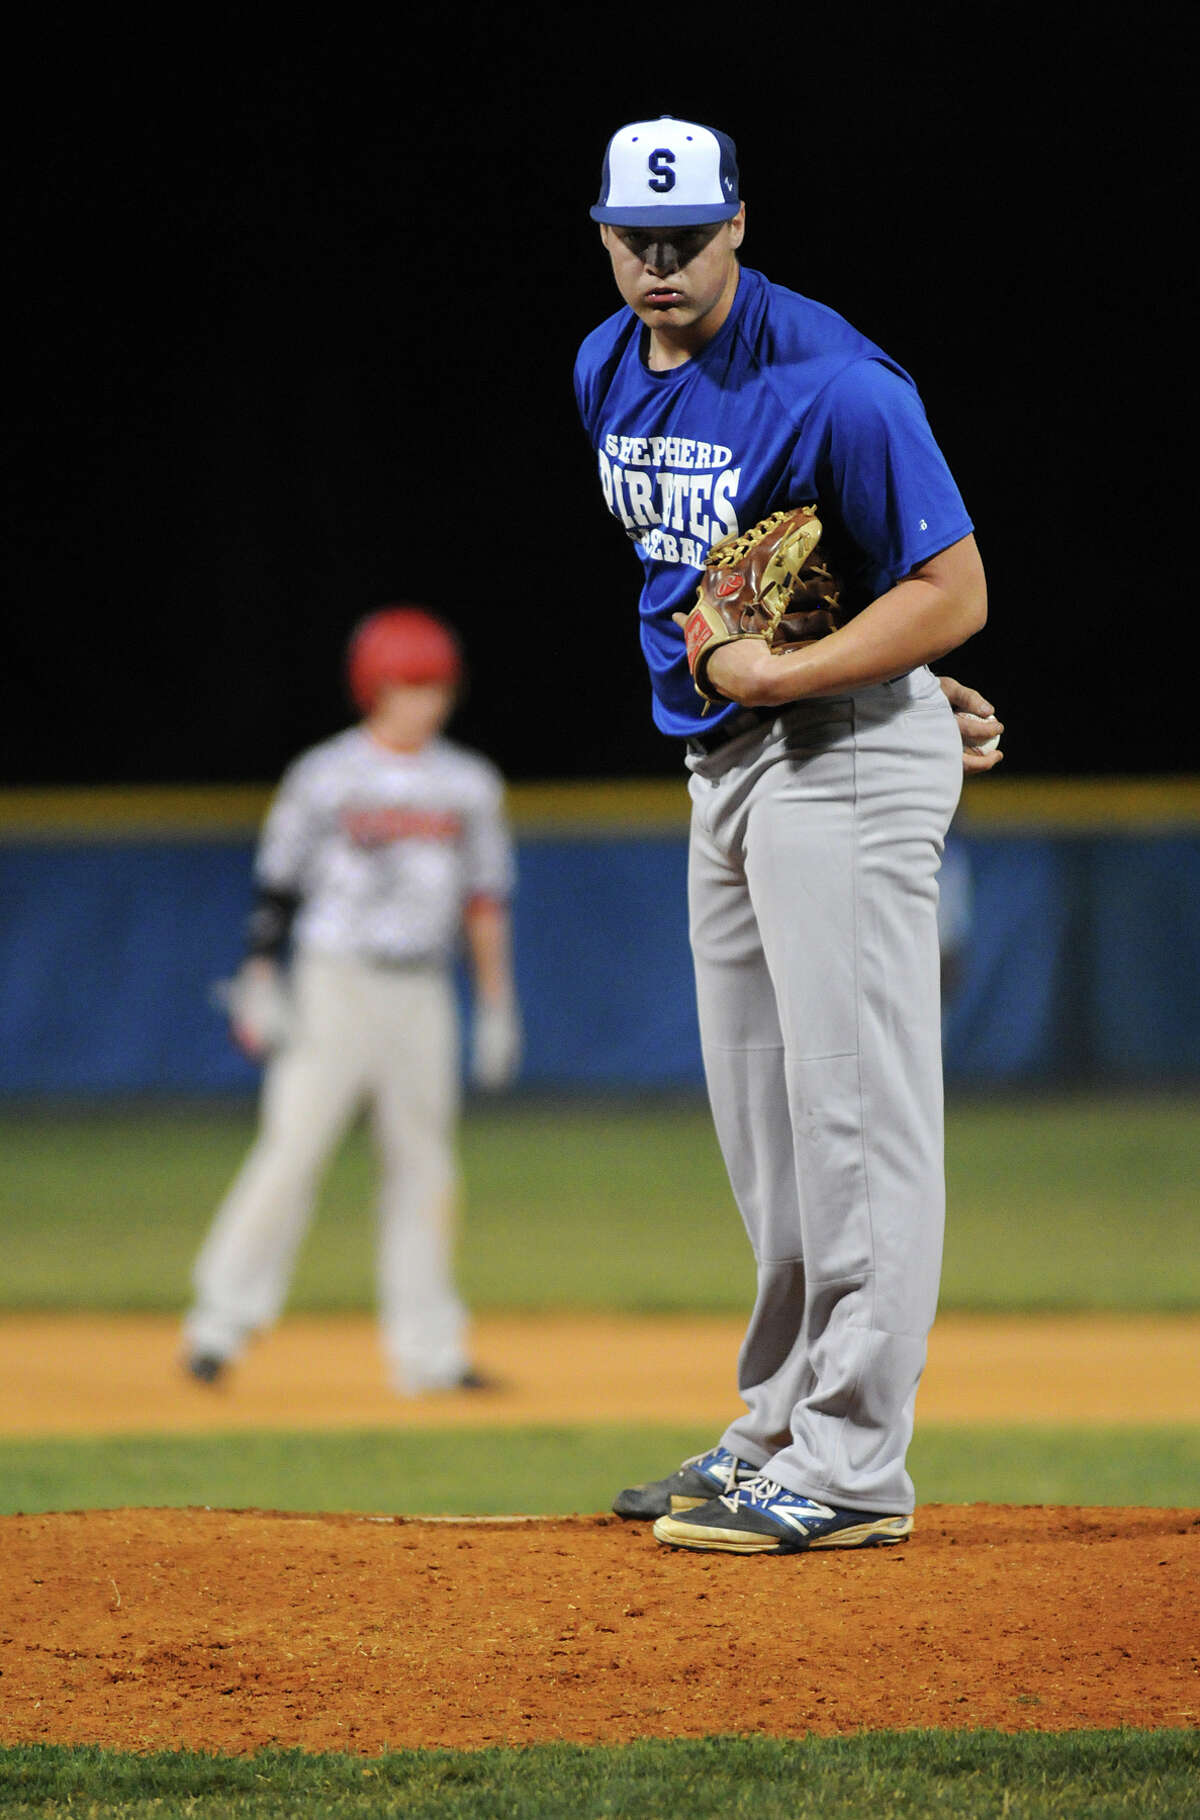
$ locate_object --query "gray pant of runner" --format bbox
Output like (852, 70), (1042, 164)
(183, 950), (468, 1392)
(687, 668), (962, 1514)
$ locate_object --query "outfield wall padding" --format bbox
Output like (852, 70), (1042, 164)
(1, 830), (1198, 1095)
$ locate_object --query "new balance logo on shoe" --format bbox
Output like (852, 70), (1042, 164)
(652, 1475), (914, 1555)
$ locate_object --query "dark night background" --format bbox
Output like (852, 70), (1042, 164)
(7, 10), (1188, 787)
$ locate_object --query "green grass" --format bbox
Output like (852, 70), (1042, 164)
(942, 1093), (1200, 1310)
(0, 1092), (1197, 1314)
(1, 1732), (1197, 1818)
(1, 1424), (1196, 1518)
(0, 1097), (749, 1315)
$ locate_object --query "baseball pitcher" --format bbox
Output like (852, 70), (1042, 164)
(577, 117), (1001, 1554)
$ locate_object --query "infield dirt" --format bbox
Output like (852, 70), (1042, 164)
(4, 1309), (1200, 1435)
(1, 1312), (1198, 1752)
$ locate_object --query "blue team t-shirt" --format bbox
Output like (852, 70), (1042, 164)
(573, 265), (974, 739)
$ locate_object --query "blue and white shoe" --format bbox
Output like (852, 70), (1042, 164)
(652, 1475), (914, 1554)
(612, 1445), (760, 1520)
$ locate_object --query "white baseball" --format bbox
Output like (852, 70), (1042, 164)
(973, 732), (1001, 754)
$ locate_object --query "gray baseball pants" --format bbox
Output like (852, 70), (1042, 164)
(686, 667), (963, 1513)
(184, 950), (468, 1392)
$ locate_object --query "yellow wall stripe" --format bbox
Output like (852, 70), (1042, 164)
(0, 776), (1198, 840)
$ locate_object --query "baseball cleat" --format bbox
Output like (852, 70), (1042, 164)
(652, 1476), (914, 1554)
(612, 1445), (760, 1520)
(395, 1365), (502, 1395)
(184, 1352), (227, 1386)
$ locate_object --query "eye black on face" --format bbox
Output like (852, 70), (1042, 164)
(616, 223), (723, 264)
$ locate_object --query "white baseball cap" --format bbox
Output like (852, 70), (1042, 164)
(590, 116), (741, 226)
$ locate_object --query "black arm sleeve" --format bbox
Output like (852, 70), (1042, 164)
(245, 886), (302, 960)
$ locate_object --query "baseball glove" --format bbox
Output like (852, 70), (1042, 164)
(682, 505), (846, 705)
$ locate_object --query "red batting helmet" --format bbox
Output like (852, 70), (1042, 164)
(346, 606), (462, 713)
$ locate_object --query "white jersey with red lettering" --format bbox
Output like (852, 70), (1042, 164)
(256, 726), (514, 965)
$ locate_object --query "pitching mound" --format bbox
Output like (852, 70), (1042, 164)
(4, 1504), (1197, 1752)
